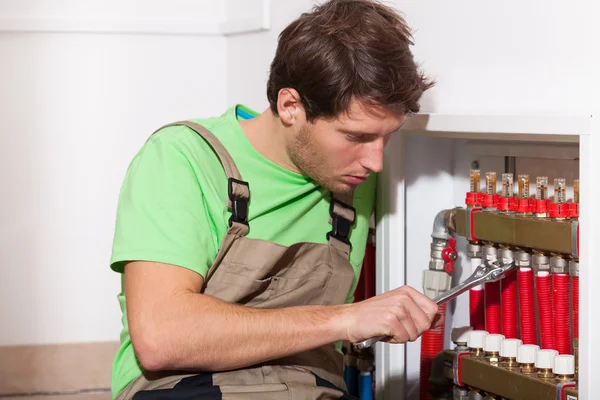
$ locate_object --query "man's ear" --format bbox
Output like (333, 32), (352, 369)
(277, 88), (304, 125)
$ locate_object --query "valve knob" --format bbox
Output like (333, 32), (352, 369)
(553, 355), (575, 375)
(442, 237), (458, 274)
(451, 326), (473, 345)
(517, 344), (539, 364)
(467, 330), (489, 349)
(535, 349), (558, 369)
(484, 334), (505, 353)
(500, 339), (522, 358)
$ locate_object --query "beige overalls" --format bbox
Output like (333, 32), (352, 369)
(117, 121), (360, 400)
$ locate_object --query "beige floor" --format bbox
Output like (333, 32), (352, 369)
(7, 391), (111, 400)
(0, 342), (118, 399)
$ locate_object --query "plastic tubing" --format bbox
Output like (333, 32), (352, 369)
(485, 280), (502, 334)
(572, 276), (579, 339)
(470, 258), (485, 330)
(553, 273), (571, 354)
(420, 303), (447, 400)
(518, 267), (537, 344)
(501, 268), (518, 338)
(536, 272), (555, 350)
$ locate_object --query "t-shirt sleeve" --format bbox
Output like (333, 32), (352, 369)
(110, 132), (217, 278)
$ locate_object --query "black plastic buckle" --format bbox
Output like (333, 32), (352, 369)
(228, 177), (249, 227)
(326, 199), (356, 247)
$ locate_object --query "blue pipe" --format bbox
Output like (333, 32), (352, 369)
(359, 371), (373, 400)
(344, 365), (359, 397)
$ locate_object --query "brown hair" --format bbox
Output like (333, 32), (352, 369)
(267, 0), (434, 122)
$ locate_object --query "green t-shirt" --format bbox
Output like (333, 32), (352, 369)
(109, 105), (376, 398)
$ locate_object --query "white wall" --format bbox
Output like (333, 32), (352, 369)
(0, 1), (227, 345)
(396, 0), (595, 116)
(227, 0), (317, 110)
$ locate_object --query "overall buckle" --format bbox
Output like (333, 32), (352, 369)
(228, 178), (249, 227)
(326, 199), (356, 247)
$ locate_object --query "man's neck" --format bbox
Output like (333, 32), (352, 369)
(238, 109), (300, 173)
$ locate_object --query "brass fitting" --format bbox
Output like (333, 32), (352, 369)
(483, 334), (504, 365)
(553, 355), (575, 382)
(535, 349), (558, 381)
(500, 339), (522, 370)
(517, 344), (539, 375)
(468, 330), (489, 359)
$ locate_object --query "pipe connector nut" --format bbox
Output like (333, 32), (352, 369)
(429, 238), (447, 271)
(569, 260), (579, 277)
(515, 251), (532, 268)
(532, 254), (550, 273)
(482, 244), (498, 262)
(550, 256), (568, 274)
(467, 242), (482, 258)
(498, 248), (515, 264)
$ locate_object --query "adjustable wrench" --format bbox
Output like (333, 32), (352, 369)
(352, 260), (516, 350)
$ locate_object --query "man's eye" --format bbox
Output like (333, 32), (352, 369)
(346, 134), (365, 143)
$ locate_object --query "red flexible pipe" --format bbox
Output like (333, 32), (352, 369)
(485, 281), (502, 334)
(363, 243), (376, 300)
(553, 273), (571, 354)
(501, 269), (518, 338)
(536, 273), (554, 350)
(572, 276), (579, 339)
(420, 303), (447, 400)
(518, 268), (537, 345)
(354, 243), (376, 303)
(469, 288), (485, 331)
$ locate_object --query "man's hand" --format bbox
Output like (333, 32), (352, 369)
(126, 261), (440, 373)
(340, 286), (440, 344)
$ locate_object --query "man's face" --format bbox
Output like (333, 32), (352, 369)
(286, 100), (406, 194)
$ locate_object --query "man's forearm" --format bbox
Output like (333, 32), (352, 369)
(146, 292), (350, 372)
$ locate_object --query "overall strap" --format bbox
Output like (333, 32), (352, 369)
(327, 191), (356, 258)
(155, 121), (250, 236)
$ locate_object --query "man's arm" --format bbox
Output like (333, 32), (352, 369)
(126, 261), (439, 372)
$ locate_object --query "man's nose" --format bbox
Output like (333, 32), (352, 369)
(361, 140), (385, 173)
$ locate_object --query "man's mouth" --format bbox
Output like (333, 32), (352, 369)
(344, 175), (369, 185)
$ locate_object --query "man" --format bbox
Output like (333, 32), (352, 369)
(110, 1), (439, 399)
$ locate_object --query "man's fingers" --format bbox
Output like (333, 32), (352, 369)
(394, 286), (439, 320)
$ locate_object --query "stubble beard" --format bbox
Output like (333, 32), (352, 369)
(286, 125), (352, 195)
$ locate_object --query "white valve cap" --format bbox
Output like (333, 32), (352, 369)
(553, 355), (575, 375)
(452, 326), (473, 344)
(467, 330), (489, 349)
(500, 339), (523, 358)
(483, 334), (505, 353)
(517, 344), (540, 364)
(535, 349), (558, 369)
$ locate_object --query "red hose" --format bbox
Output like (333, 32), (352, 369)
(518, 268), (537, 345)
(501, 269), (518, 338)
(363, 243), (376, 300)
(469, 288), (485, 330)
(536, 273), (554, 350)
(485, 281), (502, 334)
(354, 243), (376, 303)
(420, 303), (447, 400)
(553, 273), (571, 354)
(572, 276), (579, 339)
